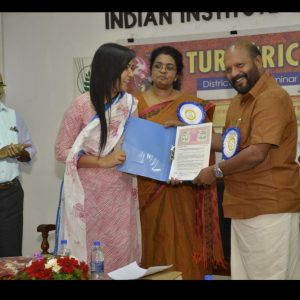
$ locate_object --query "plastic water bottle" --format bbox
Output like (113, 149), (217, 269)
(90, 240), (104, 280)
(204, 274), (213, 280)
(58, 239), (71, 256)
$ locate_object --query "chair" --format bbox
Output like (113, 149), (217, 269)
(37, 224), (56, 254)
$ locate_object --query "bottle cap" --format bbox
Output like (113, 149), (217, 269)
(93, 240), (101, 246)
(61, 239), (67, 245)
(204, 274), (213, 280)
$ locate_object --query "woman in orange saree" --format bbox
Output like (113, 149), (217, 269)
(134, 46), (225, 279)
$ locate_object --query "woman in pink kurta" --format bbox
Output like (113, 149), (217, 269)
(55, 43), (141, 278)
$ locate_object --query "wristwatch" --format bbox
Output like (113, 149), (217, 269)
(213, 164), (224, 178)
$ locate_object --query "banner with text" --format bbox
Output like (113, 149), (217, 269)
(127, 30), (300, 130)
(73, 31), (300, 130)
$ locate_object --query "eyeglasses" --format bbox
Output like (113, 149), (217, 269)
(153, 62), (176, 72)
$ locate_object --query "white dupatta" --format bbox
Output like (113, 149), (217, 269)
(57, 92), (136, 262)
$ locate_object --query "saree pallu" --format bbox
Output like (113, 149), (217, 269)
(57, 92), (141, 276)
(135, 92), (225, 279)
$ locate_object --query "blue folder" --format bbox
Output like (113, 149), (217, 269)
(117, 116), (176, 182)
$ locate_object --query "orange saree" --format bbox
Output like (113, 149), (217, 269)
(135, 92), (225, 279)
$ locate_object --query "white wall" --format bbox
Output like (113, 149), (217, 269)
(0, 14), (3, 75)
(1, 12), (300, 256)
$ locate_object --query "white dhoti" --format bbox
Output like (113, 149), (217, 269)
(231, 212), (300, 279)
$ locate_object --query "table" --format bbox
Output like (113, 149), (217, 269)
(0, 257), (32, 279)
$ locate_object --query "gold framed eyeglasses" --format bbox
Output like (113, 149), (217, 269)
(153, 62), (176, 72)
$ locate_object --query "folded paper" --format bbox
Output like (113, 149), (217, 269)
(117, 116), (212, 182)
(108, 261), (172, 280)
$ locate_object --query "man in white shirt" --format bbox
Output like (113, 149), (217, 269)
(0, 73), (36, 257)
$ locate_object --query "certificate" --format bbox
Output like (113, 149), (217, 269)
(169, 123), (212, 181)
(117, 116), (212, 182)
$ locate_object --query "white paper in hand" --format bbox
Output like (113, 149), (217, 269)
(108, 261), (173, 280)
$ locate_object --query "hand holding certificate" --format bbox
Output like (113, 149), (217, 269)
(117, 116), (212, 182)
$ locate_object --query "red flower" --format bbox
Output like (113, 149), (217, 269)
(26, 258), (53, 280)
(80, 261), (89, 280)
(57, 256), (79, 274)
(11, 255), (89, 280)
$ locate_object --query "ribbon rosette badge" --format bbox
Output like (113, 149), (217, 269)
(222, 127), (240, 160)
(177, 101), (205, 125)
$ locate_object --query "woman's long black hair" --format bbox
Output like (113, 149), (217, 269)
(89, 43), (135, 154)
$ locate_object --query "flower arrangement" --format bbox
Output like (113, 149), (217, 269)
(12, 253), (89, 280)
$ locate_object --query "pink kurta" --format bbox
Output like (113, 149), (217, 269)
(55, 93), (141, 278)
